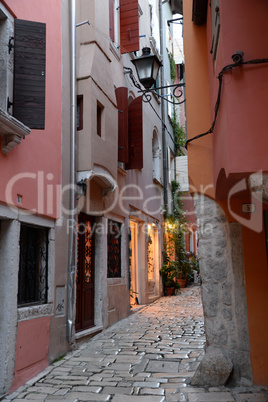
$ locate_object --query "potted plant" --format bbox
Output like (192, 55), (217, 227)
(160, 261), (180, 295)
(176, 256), (192, 288)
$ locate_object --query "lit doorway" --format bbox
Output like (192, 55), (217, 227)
(147, 224), (158, 299)
(129, 220), (139, 307)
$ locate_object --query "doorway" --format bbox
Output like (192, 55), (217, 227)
(76, 213), (95, 332)
(129, 221), (139, 306)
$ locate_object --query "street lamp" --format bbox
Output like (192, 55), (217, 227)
(125, 47), (185, 105)
(131, 47), (162, 89)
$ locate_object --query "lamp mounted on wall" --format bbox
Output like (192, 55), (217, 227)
(76, 179), (87, 198)
(124, 47), (185, 105)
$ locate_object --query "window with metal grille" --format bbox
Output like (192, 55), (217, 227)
(107, 220), (122, 278)
(18, 224), (49, 307)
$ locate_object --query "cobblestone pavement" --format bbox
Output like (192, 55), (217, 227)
(6, 287), (268, 402)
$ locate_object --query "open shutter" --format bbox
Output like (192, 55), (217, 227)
(125, 96), (143, 170)
(120, 0), (139, 54)
(115, 87), (129, 163)
(13, 19), (46, 129)
(109, 0), (115, 41)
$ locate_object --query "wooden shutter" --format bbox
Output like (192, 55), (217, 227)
(109, 0), (115, 41)
(125, 96), (143, 170)
(120, 0), (139, 54)
(13, 19), (46, 129)
(115, 87), (129, 163)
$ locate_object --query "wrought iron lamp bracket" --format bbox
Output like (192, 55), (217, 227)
(124, 66), (186, 105)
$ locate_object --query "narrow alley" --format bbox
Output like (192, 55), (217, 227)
(5, 287), (268, 402)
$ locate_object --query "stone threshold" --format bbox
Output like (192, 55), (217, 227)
(75, 325), (103, 340)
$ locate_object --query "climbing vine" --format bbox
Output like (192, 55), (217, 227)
(172, 108), (186, 156)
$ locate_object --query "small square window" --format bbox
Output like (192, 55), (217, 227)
(77, 95), (83, 131)
(18, 225), (49, 307)
(97, 102), (104, 137)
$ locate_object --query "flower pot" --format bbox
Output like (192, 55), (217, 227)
(176, 278), (187, 288)
(166, 287), (175, 296)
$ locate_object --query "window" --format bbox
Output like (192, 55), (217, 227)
(168, 148), (175, 184)
(107, 220), (121, 278)
(152, 130), (161, 183)
(189, 231), (194, 254)
(115, 87), (128, 163)
(0, 4), (14, 113)
(97, 102), (103, 137)
(210, 0), (220, 60)
(77, 95), (83, 131)
(109, 0), (120, 47)
(126, 96), (143, 170)
(115, 89), (143, 169)
(109, 0), (139, 54)
(13, 19), (46, 129)
(18, 225), (49, 307)
(0, 5), (46, 153)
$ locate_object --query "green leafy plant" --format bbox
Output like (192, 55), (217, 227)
(159, 260), (180, 294)
(161, 181), (196, 288)
(172, 109), (186, 156)
(170, 53), (176, 83)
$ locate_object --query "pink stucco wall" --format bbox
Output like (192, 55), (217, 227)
(0, 0), (62, 219)
(10, 317), (50, 393)
(206, 0), (268, 197)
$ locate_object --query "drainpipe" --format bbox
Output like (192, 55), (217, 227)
(67, 0), (77, 343)
(159, 0), (168, 211)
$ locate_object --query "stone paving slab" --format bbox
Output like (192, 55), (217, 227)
(5, 287), (268, 402)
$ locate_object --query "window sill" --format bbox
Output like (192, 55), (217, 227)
(18, 303), (53, 322)
(0, 108), (31, 155)
(109, 40), (121, 61)
(153, 177), (164, 187)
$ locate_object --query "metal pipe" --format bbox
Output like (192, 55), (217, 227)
(159, 0), (168, 211)
(67, 0), (77, 343)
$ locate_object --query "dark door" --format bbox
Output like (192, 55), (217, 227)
(76, 213), (95, 332)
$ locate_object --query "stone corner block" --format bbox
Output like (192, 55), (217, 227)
(190, 346), (233, 387)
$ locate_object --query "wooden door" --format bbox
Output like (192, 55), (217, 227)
(76, 213), (95, 332)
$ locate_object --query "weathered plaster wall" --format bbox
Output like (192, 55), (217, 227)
(0, 0), (62, 219)
(0, 219), (20, 396)
(193, 194), (252, 386)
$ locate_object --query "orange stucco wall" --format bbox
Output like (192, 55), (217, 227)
(183, 0), (214, 199)
(10, 317), (50, 393)
(206, 1), (268, 195)
(0, 0), (62, 219)
(184, 0), (268, 385)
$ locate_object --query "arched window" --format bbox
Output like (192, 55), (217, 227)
(152, 130), (161, 183)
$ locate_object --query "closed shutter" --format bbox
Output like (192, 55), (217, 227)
(13, 19), (46, 129)
(109, 0), (115, 41)
(120, 0), (139, 54)
(115, 87), (129, 163)
(125, 96), (143, 170)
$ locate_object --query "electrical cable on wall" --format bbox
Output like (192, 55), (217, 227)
(185, 55), (268, 149)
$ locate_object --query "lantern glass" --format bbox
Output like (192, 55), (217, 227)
(131, 47), (162, 89)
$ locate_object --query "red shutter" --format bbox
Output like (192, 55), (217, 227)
(120, 0), (139, 54)
(13, 19), (46, 129)
(115, 87), (129, 163)
(109, 0), (115, 41)
(125, 96), (143, 170)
